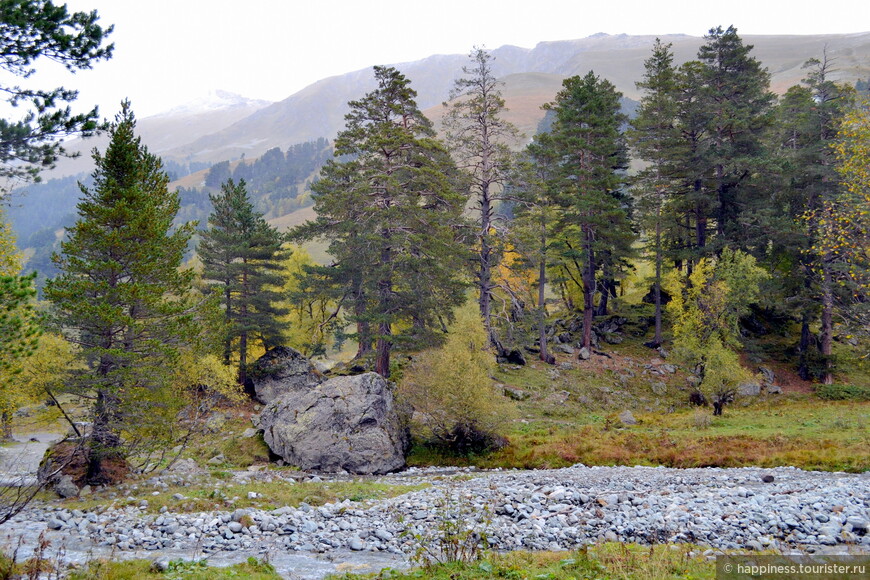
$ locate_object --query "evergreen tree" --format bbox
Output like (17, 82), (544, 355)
(45, 102), (198, 484)
(764, 56), (856, 381)
(443, 47), (521, 351)
(529, 72), (633, 349)
(1, 0), (113, 185)
(296, 66), (469, 378)
(197, 178), (289, 386)
(670, 26), (774, 260)
(629, 39), (684, 347)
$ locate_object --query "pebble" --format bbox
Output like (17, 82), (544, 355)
(4, 466), (869, 562)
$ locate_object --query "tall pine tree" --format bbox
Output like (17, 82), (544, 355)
(529, 72), (633, 349)
(443, 47), (521, 351)
(296, 66), (469, 378)
(197, 178), (289, 386)
(45, 102), (198, 484)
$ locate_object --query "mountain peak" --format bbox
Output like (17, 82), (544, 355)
(154, 90), (273, 119)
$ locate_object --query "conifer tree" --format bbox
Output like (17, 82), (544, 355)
(197, 178), (289, 386)
(529, 72), (633, 349)
(296, 66), (469, 377)
(443, 47), (521, 350)
(45, 102), (198, 484)
(630, 39), (684, 346)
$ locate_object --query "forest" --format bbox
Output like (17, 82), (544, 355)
(0, 1), (868, 510)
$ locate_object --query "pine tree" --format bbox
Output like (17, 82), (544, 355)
(629, 39), (684, 347)
(1, 0), (113, 185)
(529, 72), (633, 349)
(296, 66), (469, 377)
(443, 47), (521, 350)
(197, 178), (289, 386)
(45, 101), (198, 484)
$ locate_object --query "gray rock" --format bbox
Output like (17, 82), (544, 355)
(348, 537), (366, 551)
(555, 344), (574, 355)
(257, 372), (409, 474)
(765, 385), (783, 395)
(618, 410), (637, 426)
(241, 428), (259, 438)
(651, 382), (667, 396)
(54, 475), (79, 498)
(206, 454), (225, 465)
(501, 385), (530, 401)
(737, 382), (761, 396)
(578, 347), (591, 361)
(248, 346), (323, 404)
(759, 367), (775, 385)
(661, 364), (677, 374)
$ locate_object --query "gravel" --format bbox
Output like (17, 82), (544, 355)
(2, 465), (868, 573)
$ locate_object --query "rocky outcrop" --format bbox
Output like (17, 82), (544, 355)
(247, 346), (323, 404)
(255, 372), (409, 475)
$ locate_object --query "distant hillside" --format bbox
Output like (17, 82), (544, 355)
(45, 91), (273, 179)
(161, 32), (870, 164)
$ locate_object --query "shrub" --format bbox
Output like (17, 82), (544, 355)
(400, 301), (515, 454)
(815, 383), (870, 401)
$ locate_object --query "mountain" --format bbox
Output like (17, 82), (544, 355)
(45, 90), (273, 178)
(160, 32), (870, 163)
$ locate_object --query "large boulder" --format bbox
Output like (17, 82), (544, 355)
(248, 346), (323, 404)
(255, 372), (409, 474)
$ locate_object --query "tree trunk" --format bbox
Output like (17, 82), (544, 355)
(538, 220), (553, 364)
(653, 213), (663, 346)
(820, 262), (835, 385)
(581, 227), (595, 349)
(375, 240), (392, 378)
(87, 388), (124, 486)
(798, 314), (812, 381)
(479, 183), (496, 348)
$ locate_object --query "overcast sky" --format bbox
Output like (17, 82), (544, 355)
(15, 0), (870, 119)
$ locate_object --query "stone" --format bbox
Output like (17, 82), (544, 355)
(241, 428), (259, 438)
(248, 346), (323, 404)
(496, 349), (526, 366)
(256, 372), (409, 474)
(765, 385), (783, 395)
(736, 382), (761, 396)
(501, 385), (530, 401)
(206, 454), (225, 465)
(651, 382), (667, 396)
(618, 410), (638, 426)
(555, 344), (574, 355)
(54, 475), (79, 498)
(661, 364), (677, 374)
(759, 366), (775, 385)
(578, 347), (591, 361)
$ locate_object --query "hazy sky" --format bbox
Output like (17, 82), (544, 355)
(15, 0), (870, 119)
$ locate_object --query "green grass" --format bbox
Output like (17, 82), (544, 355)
(61, 479), (429, 514)
(67, 556), (280, 579)
(328, 544), (715, 580)
(409, 396), (870, 473)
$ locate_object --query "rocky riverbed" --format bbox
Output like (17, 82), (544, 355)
(1, 464), (868, 578)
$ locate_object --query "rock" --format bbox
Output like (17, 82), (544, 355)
(241, 428), (259, 438)
(168, 458), (200, 473)
(661, 364), (677, 374)
(151, 557), (170, 572)
(737, 382), (761, 396)
(348, 537), (365, 551)
(759, 366), (775, 385)
(765, 384), (783, 395)
(761, 475), (775, 483)
(257, 372), (409, 474)
(618, 410), (638, 426)
(496, 349), (526, 366)
(54, 475), (79, 498)
(578, 347), (591, 361)
(555, 344), (574, 355)
(651, 382), (667, 396)
(248, 346), (323, 404)
(603, 333), (623, 345)
(501, 385), (530, 401)
(206, 454), (225, 465)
